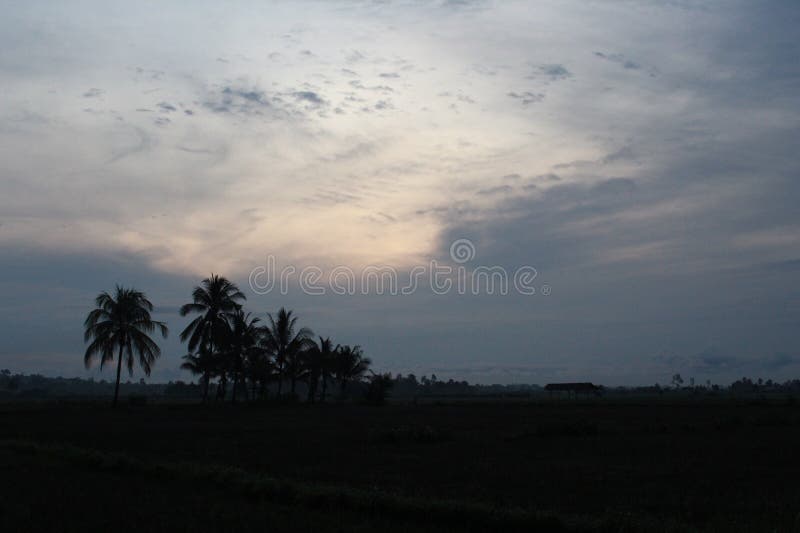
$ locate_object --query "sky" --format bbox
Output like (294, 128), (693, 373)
(1, 0), (799, 385)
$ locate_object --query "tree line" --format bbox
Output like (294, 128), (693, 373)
(83, 274), (381, 407)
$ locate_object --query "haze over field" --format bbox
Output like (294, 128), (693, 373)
(1, 0), (799, 384)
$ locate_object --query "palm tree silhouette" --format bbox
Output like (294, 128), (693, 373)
(224, 310), (262, 403)
(84, 286), (168, 407)
(305, 336), (337, 403)
(261, 307), (313, 397)
(179, 274), (245, 401)
(333, 344), (371, 398)
(180, 351), (216, 398)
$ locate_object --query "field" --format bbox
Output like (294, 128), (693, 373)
(2, 397), (800, 532)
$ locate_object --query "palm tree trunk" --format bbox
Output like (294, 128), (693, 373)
(231, 370), (238, 404)
(217, 375), (227, 401)
(277, 360), (284, 396)
(202, 373), (209, 402)
(113, 344), (124, 408)
(307, 374), (317, 403)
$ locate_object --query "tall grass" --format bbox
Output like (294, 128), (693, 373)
(0, 439), (687, 532)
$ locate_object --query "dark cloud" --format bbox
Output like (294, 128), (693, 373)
(320, 142), (375, 162)
(432, 118), (800, 381)
(0, 247), (192, 380)
(202, 85), (275, 116)
(349, 80), (394, 93)
(82, 88), (104, 98)
(477, 184), (513, 196)
(536, 64), (572, 80)
(594, 51), (640, 70)
(292, 91), (326, 106)
(655, 349), (800, 376)
(507, 91), (544, 105)
(365, 212), (397, 225)
(228, 88), (269, 105)
(300, 189), (362, 206)
(157, 101), (177, 112)
(594, 52), (658, 76)
(440, 0), (490, 12)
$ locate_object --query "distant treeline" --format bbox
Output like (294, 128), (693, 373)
(619, 376), (800, 395)
(0, 370), (199, 399)
(0, 370), (537, 400)
(391, 374), (542, 397)
(3, 369), (800, 401)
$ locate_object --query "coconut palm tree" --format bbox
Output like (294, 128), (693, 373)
(224, 310), (262, 403)
(319, 337), (339, 403)
(332, 345), (371, 398)
(305, 336), (338, 403)
(247, 348), (273, 400)
(84, 286), (168, 407)
(180, 352), (215, 401)
(261, 307), (313, 397)
(179, 274), (245, 401)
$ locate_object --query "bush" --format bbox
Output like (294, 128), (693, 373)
(363, 373), (394, 405)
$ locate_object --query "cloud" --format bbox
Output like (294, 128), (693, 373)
(507, 91), (544, 105)
(157, 101), (177, 112)
(292, 90), (326, 106)
(594, 51), (657, 76)
(536, 64), (572, 80)
(655, 349), (800, 376)
(202, 85), (272, 114)
(476, 184), (513, 196)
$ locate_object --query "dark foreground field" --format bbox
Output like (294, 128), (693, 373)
(2, 398), (800, 532)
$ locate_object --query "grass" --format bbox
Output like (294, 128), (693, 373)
(1, 439), (578, 532)
(2, 398), (799, 531)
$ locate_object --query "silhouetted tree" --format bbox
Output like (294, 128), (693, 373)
(83, 286), (168, 407)
(246, 343), (274, 400)
(261, 308), (313, 397)
(364, 371), (394, 405)
(180, 352), (211, 396)
(179, 274), (245, 401)
(223, 310), (262, 403)
(305, 336), (337, 403)
(332, 344), (371, 398)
